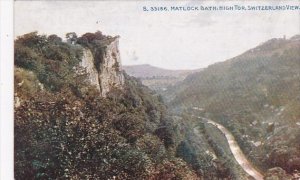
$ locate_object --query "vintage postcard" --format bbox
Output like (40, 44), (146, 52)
(10, 0), (300, 179)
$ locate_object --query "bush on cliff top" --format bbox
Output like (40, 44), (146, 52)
(14, 32), (198, 179)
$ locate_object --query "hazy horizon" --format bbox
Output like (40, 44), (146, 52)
(15, 1), (300, 70)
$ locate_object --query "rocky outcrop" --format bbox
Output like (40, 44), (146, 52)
(80, 48), (100, 90)
(80, 36), (124, 97)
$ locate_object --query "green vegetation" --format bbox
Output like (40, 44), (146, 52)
(14, 32), (198, 179)
(174, 115), (249, 179)
(15, 31), (300, 179)
(15, 31), (85, 94)
(168, 36), (300, 177)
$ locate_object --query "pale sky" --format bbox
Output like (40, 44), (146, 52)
(15, 1), (300, 70)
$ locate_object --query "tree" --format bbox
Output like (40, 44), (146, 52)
(66, 32), (78, 44)
(77, 32), (96, 46)
(48, 34), (62, 44)
(94, 31), (104, 40)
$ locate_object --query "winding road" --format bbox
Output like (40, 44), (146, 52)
(201, 117), (264, 180)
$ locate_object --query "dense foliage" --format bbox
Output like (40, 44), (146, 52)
(168, 36), (300, 177)
(15, 32), (85, 93)
(14, 32), (198, 179)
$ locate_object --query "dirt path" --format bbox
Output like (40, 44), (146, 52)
(202, 118), (264, 180)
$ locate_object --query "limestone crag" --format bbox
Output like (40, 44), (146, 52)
(80, 48), (100, 90)
(80, 36), (124, 96)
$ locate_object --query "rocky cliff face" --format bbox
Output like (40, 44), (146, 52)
(80, 36), (124, 97)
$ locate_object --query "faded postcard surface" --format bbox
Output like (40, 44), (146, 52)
(14, 1), (300, 179)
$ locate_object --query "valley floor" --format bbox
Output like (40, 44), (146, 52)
(200, 117), (264, 180)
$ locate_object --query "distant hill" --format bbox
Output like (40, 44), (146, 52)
(123, 64), (199, 78)
(123, 64), (201, 91)
(167, 35), (300, 174)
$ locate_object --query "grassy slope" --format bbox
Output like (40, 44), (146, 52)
(168, 36), (300, 174)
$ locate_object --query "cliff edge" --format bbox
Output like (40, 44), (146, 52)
(80, 35), (124, 97)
